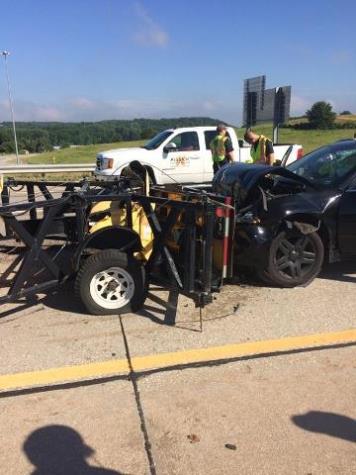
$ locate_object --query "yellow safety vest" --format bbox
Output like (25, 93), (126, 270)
(250, 135), (268, 163)
(210, 135), (228, 163)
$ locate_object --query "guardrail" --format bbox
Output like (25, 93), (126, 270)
(0, 164), (95, 174)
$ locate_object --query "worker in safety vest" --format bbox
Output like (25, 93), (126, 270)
(210, 124), (234, 174)
(244, 128), (275, 165)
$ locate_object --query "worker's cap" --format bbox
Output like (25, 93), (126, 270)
(216, 124), (227, 133)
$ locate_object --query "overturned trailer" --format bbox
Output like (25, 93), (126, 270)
(0, 161), (326, 316)
(0, 172), (235, 315)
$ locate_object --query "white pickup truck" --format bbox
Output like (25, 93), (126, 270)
(95, 126), (303, 184)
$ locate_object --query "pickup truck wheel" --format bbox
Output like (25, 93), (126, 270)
(75, 249), (147, 315)
(121, 165), (156, 187)
(264, 231), (324, 288)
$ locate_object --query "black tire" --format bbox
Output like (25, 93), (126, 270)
(75, 249), (147, 315)
(256, 268), (274, 285)
(121, 164), (156, 188)
(262, 230), (324, 288)
(120, 166), (142, 188)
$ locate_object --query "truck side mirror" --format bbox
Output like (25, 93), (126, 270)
(238, 139), (244, 148)
(163, 143), (177, 153)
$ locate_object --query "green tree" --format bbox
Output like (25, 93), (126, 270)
(306, 101), (336, 129)
(340, 110), (352, 115)
(142, 127), (156, 139)
(0, 117), (226, 151)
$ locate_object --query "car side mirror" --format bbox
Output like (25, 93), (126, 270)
(163, 143), (177, 153)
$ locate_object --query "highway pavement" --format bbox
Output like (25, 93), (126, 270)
(0, 259), (355, 474)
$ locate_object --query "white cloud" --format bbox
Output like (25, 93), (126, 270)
(325, 98), (337, 110)
(0, 97), (238, 123)
(33, 106), (62, 121)
(291, 95), (341, 117)
(0, 100), (63, 121)
(70, 97), (96, 109)
(290, 93), (356, 116)
(133, 2), (169, 47)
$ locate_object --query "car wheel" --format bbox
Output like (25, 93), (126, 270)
(263, 230), (324, 287)
(256, 268), (274, 285)
(75, 249), (147, 315)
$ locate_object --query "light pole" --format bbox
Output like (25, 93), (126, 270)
(1, 50), (19, 164)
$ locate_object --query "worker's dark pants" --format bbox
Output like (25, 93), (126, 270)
(213, 159), (228, 174)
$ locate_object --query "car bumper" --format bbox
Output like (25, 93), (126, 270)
(235, 224), (274, 270)
(94, 170), (120, 181)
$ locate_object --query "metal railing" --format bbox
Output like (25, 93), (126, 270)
(0, 164), (95, 174)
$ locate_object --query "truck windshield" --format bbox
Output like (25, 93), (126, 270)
(143, 131), (173, 150)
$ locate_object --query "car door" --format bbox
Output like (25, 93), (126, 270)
(203, 130), (217, 182)
(337, 175), (356, 255)
(162, 131), (202, 183)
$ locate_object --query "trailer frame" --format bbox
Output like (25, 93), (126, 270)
(0, 178), (231, 312)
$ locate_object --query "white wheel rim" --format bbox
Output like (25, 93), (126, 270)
(89, 266), (135, 310)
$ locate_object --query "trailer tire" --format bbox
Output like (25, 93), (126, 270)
(75, 249), (147, 315)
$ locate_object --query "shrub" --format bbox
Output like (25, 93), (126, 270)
(306, 102), (336, 129)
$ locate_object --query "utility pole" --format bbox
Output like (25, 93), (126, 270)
(1, 51), (19, 164)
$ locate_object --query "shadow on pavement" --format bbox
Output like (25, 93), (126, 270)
(292, 411), (356, 443)
(0, 288), (82, 321)
(23, 425), (123, 474)
(0, 282), (183, 329)
(42, 285), (180, 328)
(3, 258), (356, 324)
(318, 260), (356, 284)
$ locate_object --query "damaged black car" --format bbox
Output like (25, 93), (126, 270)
(213, 139), (356, 287)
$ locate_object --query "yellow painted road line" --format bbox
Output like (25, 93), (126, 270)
(0, 328), (356, 393)
(131, 328), (356, 371)
(0, 359), (130, 393)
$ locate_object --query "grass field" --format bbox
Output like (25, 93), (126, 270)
(287, 115), (356, 126)
(25, 120), (356, 165)
(335, 114), (356, 122)
(27, 140), (145, 165)
(236, 124), (355, 153)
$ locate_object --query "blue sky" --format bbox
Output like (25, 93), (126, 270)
(0, 0), (355, 124)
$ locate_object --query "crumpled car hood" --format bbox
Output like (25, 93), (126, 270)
(212, 163), (313, 207)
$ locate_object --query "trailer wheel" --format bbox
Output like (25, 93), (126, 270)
(75, 249), (147, 315)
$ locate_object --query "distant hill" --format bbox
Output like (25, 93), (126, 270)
(287, 115), (356, 127)
(0, 117), (227, 154)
